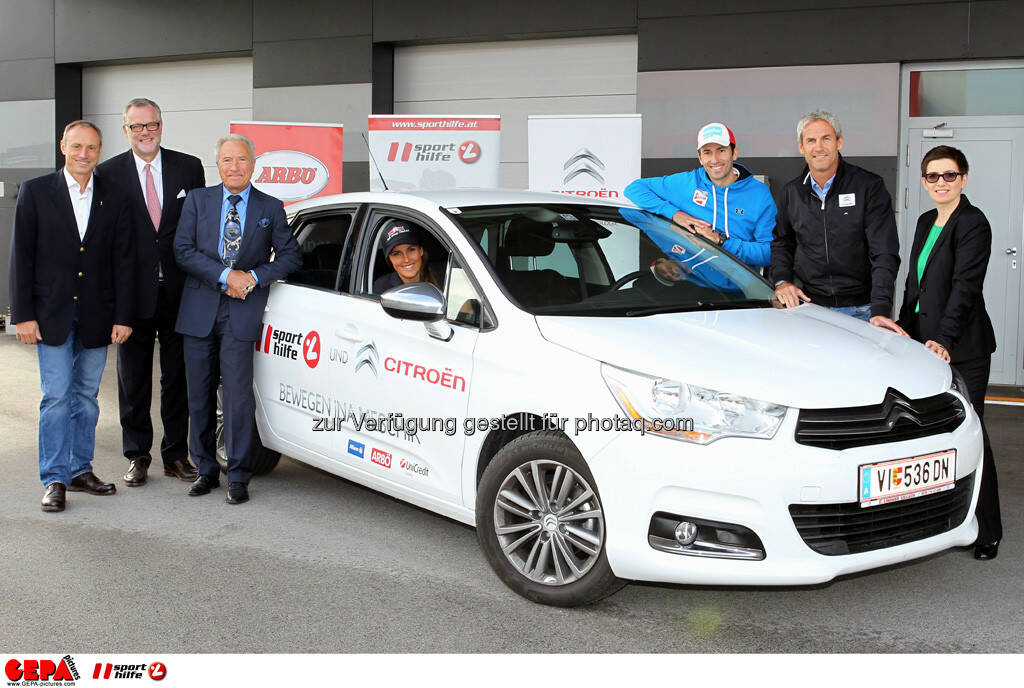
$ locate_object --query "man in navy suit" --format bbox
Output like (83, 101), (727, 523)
(9, 120), (135, 512)
(97, 98), (206, 487)
(174, 133), (301, 504)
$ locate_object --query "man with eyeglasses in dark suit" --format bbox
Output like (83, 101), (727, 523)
(97, 98), (206, 487)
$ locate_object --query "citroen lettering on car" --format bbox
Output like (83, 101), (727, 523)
(383, 357), (466, 392)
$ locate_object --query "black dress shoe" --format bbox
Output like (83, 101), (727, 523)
(164, 458), (199, 482)
(974, 541), (999, 560)
(124, 455), (151, 486)
(41, 483), (66, 512)
(68, 471), (117, 495)
(226, 482), (249, 505)
(188, 474), (220, 496)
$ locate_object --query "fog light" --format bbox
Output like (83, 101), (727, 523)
(649, 511), (766, 561)
(674, 521), (698, 546)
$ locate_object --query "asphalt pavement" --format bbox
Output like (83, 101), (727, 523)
(1, 335), (1022, 653)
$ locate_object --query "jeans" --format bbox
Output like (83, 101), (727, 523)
(36, 315), (108, 486)
(829, 303), (871, 323)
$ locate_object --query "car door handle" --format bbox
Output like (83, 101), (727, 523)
(335, 325), (361, 341)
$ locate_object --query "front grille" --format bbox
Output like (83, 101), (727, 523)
(795, 388), (965, 450)
(789, 472), (974, 555)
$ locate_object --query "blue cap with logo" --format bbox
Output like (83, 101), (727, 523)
(380, 219), (423, 255)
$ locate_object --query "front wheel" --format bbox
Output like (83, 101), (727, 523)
(216, 383), (281, 475)
(476, 430), (625, 606)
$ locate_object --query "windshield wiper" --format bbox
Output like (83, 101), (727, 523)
(626, 299), (773, 317)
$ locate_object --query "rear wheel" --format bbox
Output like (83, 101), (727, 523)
(216, 383), (281, 475)
(476, 430), (625, 606)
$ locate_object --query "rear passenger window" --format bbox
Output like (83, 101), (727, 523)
(290, 214), (352, 290)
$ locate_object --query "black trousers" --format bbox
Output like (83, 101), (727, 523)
(952, 356), (1002, 545)
(117, 283), (189, 465)
(182, 295), (255, 484)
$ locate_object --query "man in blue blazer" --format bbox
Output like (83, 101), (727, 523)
(9, 120), (135, 512)
(174, 133), (301, 504)
(97, 98), (206, 487)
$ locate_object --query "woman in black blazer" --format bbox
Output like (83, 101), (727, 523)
(897, 145), (1002, 560)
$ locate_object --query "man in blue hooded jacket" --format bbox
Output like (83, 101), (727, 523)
(625, 122), (776, 268)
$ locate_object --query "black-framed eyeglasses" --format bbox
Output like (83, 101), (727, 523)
(922, 171), (962, 183)
(127, 121), (161, 132)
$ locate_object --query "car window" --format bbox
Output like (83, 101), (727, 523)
(363, 215), (450, 297)
(450, 204), (776, 316)
(289, 213), (353, 291)
(446, 257), (483, 328)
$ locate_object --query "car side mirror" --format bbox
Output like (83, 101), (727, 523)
(379, 282), (454, 341)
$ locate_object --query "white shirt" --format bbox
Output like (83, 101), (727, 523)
(133, 149), (163, 207)
(63, 167), (94, 242)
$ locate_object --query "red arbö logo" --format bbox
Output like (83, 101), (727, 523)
(253, 150), (329, 201)
(458, 141), (480, 164)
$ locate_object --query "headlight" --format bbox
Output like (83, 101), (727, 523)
(949, 366), (970, 399)
(601, 363), (788, 444)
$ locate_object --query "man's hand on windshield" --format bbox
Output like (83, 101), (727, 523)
(672, 210), (711, 234)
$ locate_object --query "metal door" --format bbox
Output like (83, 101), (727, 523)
(899, 61), (1024, 385)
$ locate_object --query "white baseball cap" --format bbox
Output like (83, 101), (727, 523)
(697, 122), (736, 150)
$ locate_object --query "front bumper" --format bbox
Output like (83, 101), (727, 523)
(588, 405), (983, 586)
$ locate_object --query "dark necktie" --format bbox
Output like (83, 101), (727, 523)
(221, 194), (242, 267)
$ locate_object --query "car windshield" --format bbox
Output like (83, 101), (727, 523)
(449, 203), (776, 316)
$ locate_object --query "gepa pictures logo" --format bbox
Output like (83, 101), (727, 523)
(5, 656), (80, 683)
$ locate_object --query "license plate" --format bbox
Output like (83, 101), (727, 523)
(858, 449), (957, 508)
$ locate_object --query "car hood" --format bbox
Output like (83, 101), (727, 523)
(535, 304), (951, 409)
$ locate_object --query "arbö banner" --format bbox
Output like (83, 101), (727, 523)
(229, 121), (344, 206)
(367, 115), (501, 191)
(528, 114), (642, 200)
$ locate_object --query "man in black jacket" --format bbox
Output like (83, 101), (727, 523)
(96, 98), (206, 487)
(771, 110), (905, 334)
(9, 120), (134, 512)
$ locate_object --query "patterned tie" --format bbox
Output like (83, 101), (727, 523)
(221, 194), (243, 267)
(144, 163), (161, 230)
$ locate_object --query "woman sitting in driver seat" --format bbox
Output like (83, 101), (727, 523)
(373, 220), (442, 295)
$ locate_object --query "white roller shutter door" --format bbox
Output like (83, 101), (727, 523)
(83, 57), (253, 182)
(395, 36), (637, 188)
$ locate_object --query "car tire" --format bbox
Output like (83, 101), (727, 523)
(476, 430), (625, 606)
(216, 383), (282, 476)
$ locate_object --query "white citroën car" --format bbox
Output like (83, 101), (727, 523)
(218, 188), (982, 606)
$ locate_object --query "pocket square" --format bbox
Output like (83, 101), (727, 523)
(176, 189), (187, 199)
(257, 217), (271, 229)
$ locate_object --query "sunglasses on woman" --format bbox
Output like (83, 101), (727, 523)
(922, 171), (963, 183)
